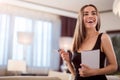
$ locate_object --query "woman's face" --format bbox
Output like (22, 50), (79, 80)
(83, 6), (98, 29)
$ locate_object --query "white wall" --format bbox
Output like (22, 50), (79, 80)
(100, 12), (120, 32)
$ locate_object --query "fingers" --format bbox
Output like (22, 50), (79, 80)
(80, 64), (90, 69)
(79, 64), (92, 77)
(58, 49), (62, 53)
(79, 68), (85, 77)
(58, 49), (68, 56)
(62, 53), (69, 61)
(58, 49), (69, 61)
(58, 49), (65, 54)
(79, 64), (88, 77)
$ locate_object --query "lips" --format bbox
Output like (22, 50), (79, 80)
(87, 19), (95, 24)
(87, 20), (94, 23)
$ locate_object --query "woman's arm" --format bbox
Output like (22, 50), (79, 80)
(66, 61), (76, 76)
(79, 33), (118, 77)
(59, 49), (75, 76)
(95, 33), (118, 75)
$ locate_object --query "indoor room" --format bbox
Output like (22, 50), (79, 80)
(0, 0), (120, 80)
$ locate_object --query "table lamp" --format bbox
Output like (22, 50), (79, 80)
(7, 60), (26, 75)
(59, 37), (73, 51)
(17, 32), (33, 45)
(17, 32), (33, 60)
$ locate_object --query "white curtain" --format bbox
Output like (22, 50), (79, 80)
(0, 4), (61, 74)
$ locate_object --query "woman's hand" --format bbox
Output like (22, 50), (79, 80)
(79, 64), (97, 77)
(58, 49), (70, 63)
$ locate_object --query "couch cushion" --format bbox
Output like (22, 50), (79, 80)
(106, 75), (120, 80)
(0, 76), (61, 80)
(48, 70), (73, 80)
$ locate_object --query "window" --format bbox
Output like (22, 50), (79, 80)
(32, 21), (52, 67)
(0, 14), (10, 65)
(13, 16), (32, 60)
(0, 13), (61, 72)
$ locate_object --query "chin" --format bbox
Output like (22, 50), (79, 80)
(86, 24), (96, 28)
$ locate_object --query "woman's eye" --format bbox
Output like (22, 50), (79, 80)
(92, 12), (97, 15)
(84, 13), (88, 16)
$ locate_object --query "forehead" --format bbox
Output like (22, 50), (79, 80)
(83, 6), (96, 12)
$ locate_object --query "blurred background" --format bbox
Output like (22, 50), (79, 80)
(0, 0), (120, 76)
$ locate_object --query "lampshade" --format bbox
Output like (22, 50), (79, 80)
(59, 37), (73, 51)
(17, 32), (33, 45)
(7, 60), (26, 73)
(113, 0), (120, 16)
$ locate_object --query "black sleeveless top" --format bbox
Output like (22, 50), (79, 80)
(72, 33), (107, 80)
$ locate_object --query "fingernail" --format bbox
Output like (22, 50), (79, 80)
(58, 49), (61, 52)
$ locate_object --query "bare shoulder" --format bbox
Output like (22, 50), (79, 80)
(101, 33), (113, 53)
(101, 33), (111, 41)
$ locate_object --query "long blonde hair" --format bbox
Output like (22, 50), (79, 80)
(71, 4), (101, 52)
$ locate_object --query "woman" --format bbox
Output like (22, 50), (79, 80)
(59, 4), (118, 80)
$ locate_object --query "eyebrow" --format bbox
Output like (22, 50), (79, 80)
(83, 10), (97, 13)
(92, 11), (97, 13)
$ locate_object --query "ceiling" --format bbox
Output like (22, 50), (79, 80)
(23, 0), (114, 13)
(1, 0), (114, 18)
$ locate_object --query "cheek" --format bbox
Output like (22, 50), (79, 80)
(95, 19), (98, 25)
(95, 16), (98, 22)
(83, 17), (87, 24)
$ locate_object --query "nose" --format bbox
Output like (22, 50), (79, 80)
(88, 13), (93, 18)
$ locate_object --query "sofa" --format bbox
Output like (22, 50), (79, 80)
(48, 70), (120, 80)
(106, 75), (120, 80)
(0, 76), (61, 80)
(0, 71), (120, 80)
(0, 75), (120, 80)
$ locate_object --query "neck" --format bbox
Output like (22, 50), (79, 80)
(86, 29), (98, 38)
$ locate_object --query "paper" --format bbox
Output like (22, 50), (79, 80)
(81, 49), (100, 69)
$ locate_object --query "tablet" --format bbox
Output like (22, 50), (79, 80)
(81, 49), (100, 69)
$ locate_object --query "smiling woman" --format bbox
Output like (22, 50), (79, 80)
(58, 4), (118, 80)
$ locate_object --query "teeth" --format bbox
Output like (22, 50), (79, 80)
(88, 20), (93, 23)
